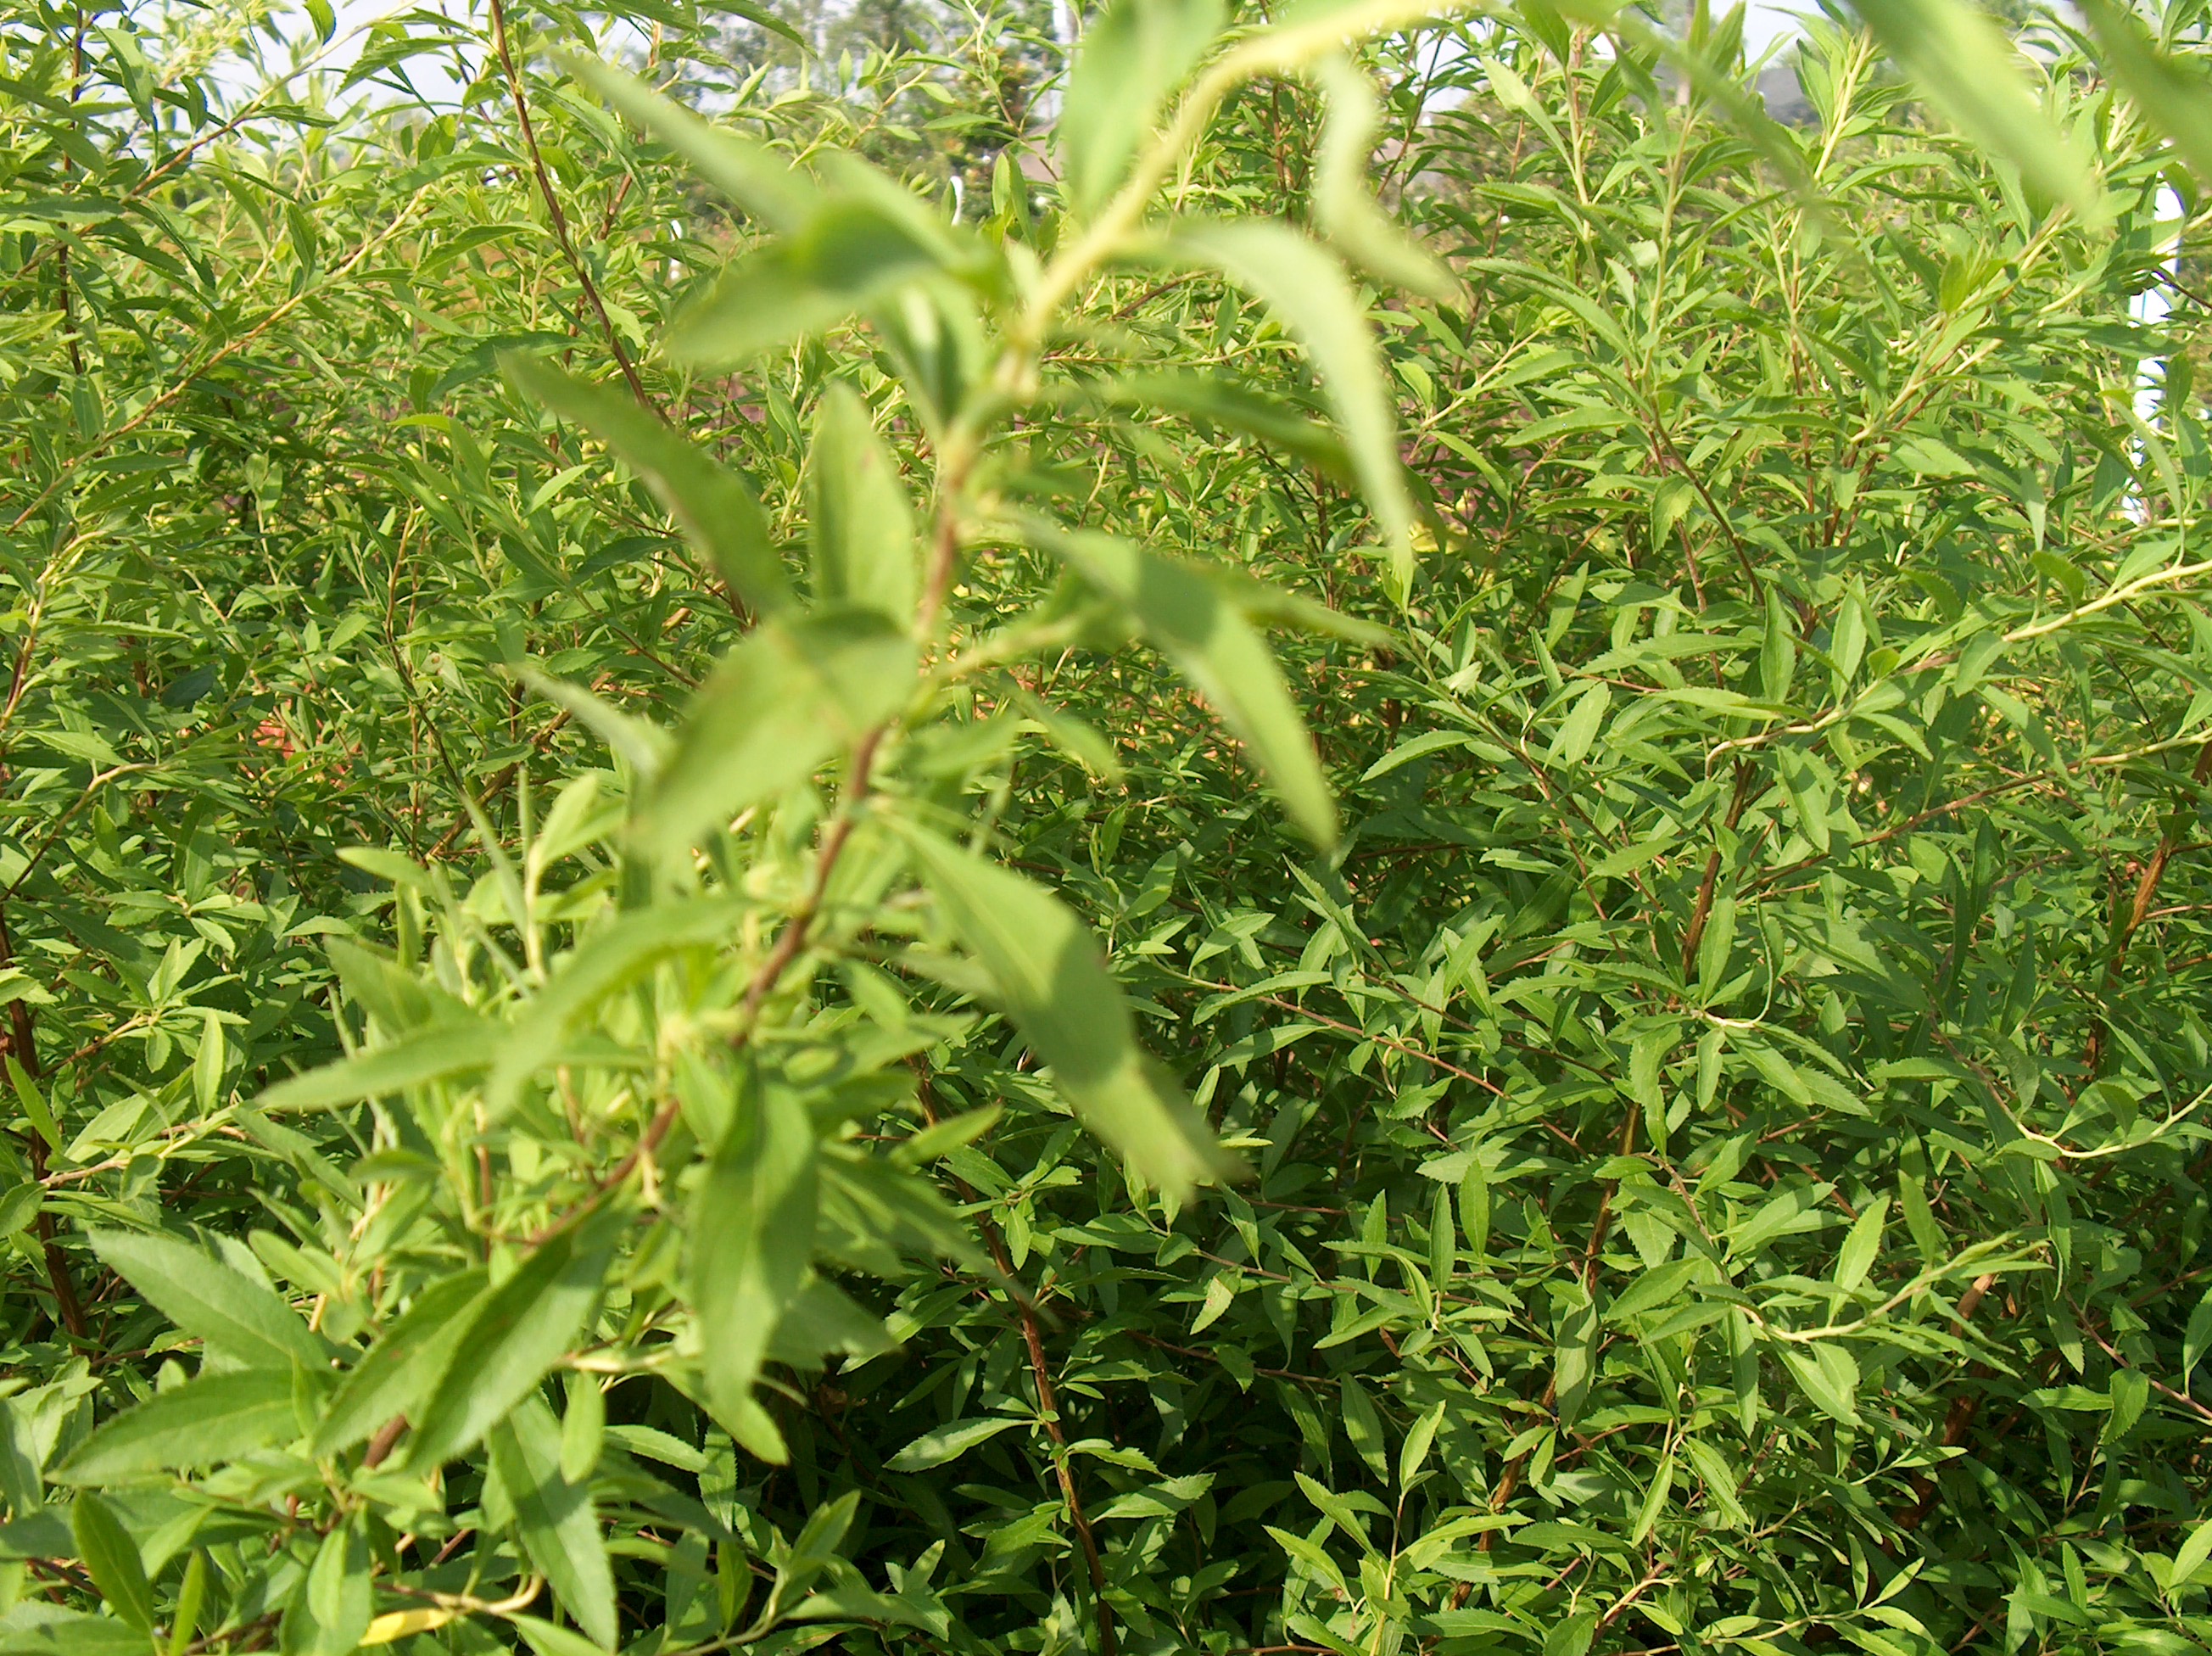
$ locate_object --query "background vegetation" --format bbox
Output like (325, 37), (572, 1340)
(4, 0), (2212, 1653)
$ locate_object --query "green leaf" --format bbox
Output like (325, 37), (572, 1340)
(1779, 1343), (1861, 1425)
(256, 1021), (495, 1114)
(1056, 0), (1225, 214)
(810, 385), (919, 623)
(691, 1081), (818, 1460)
(2081, 0), (2212, 186)
(2183, 1285), (2212, 1385)
(2108, 1367), (2150, 1441)
(1398, 1399), (1444, 1489)
(1833, 1198), (1888, 1295)
(668, 182), (976, 366)
(490, 1396), (619, 1650)
(1313, 59), (1453, 300)
(561, 54), (815, 230)
(902, 825), (1236, 1197)
(1761, 589), (1797, 705)
(762, 1490), (861, 1623)
(2174, 1519), (2212, 1587)
(56, 1371), (298, 1484)
(768, 1278), (899, 1367)
(517, 668), (672, 780)
(1097, 372), (1355, 483)
(885, 1416), (1028, 1472)
(70, 1493), (154, 1631)
(1457, 1161), (1491, 1259)
(88, 1229), (323, 1373)
(1338, 1375), (1388, 1480)
(0, 1183), (38, 1240)
(561, 1372), (606, 1486)
(1036, 527), (1336, 847)
(7, 1058), (59, 1157)
(0, 1606), (151, 1655)
(405, 1228), (612, 1469)
(483, 900), (746, 1122)
(512, 1615), (615, 1656)
(295, 1522), (371, 1656)
(1165, 220), (1418, 598)
(168, 1551), (208, 1656)
(1851, 0), (2098, 215)
(1548, 681), (1610, 767)
(503, 354), (791, 618)
(640, 609), (913, 864)
(1680, 1437), (1750, 1530)
(313, 1269), (486, 1458)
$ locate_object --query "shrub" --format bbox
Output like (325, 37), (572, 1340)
(3, 2), (2212, 1653)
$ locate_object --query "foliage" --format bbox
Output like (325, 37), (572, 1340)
(5, 0), (2212, 1653)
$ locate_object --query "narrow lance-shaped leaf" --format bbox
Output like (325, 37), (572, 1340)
(1164, 220), (1419, 598)
(1851, 0), (2099, 215)
(70, 1493), (154, 1631)
(489, 1395), (619, 1650)
(691, 1078), (818, 1463)
(885, 1416), (1027, 1473)
(404, 1227), (614, 1470)
(294, 1522), (371, 1656)
(57, 1372), (299, 1484)
(502, 354), (792, 619)
(1313, 58), (1454, 301)
(89, 1229), (324, 1373)
(1036, 526), (1338, 848)
(670, 179), (981, 367)
(1056, 0), (1226, 215)
(640, 609), (914, 865)
(256, 1021), (495, 1116)
(559, 54), (814, 230)
(2081, 0), (2212, 186)
(901, 825), (1237, 1197)
(483, 899), (746, 1122)
(313, 1270), (487, 1458)
(810, 385), (919, 623)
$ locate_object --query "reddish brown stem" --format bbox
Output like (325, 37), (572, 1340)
(920, 1083), (1115, 1656)
(1679, 758), (1757, 982)
(2086, 738), (2212, 1073)
(0, 904), (86, 1340)
(1893, 1272), (1998, 1535)
(487, 0), (651, 410)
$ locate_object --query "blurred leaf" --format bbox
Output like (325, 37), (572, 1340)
(561, 54), (814, 229)
(313, 1270), (487, 1458)
(406, 1228), (613, 1469)
(1058, 0), (1226, 215)
(1036, 525), (1337, 847)
(640, 610), (913, 864)
(2082, 0), (2212, 186)
(295, 1523), (371, 1656)
(691, 1080), (818, 1463)
(811, 385), (919, 623)
(1852, 0), (2098, 214)
(256, 1021), (496, 1115)
(1313, 59), (1454, 300)
(1165, 221), (1417, 597)
(902, 825), (1237, 1197)
(503, 354), (792, 618)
